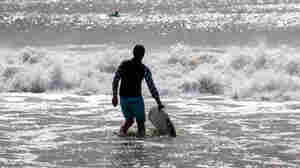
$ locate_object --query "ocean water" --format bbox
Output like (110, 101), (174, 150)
(1, 0), (300, 167)
(1, 93), (300, 168)
(1, 0), (300, 100)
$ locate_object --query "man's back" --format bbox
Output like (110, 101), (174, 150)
(113, 58), (160, 103)
(118, 59), (146, 97)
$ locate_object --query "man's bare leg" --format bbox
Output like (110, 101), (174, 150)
(119, 118), (134, 136)
(136, 120), (145, 137)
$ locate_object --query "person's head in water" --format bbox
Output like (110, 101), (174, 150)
(133, 44), (145, 62)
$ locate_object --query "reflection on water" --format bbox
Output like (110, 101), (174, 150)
(112, 141), (160, 167)
(0, 93), (300, 167)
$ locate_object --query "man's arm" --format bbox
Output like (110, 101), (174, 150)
(112, 70), (121, 97)
(144, 68), (164, 109)
(112, 63), (123, 106)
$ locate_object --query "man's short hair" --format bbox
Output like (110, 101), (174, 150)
(133, 44), (145, 58)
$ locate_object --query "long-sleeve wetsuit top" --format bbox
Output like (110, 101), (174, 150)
(112, 59), (161, 104)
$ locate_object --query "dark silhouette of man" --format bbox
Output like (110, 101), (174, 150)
(112, 44), (164, 137)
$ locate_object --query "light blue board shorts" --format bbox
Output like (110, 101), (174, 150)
(120, 96), (145, 121)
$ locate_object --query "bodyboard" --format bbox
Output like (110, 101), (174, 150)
(148, 106), (176, 137)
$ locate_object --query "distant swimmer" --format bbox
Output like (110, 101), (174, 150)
(112, 44), (164, 137)
(109, 10), (120, 17)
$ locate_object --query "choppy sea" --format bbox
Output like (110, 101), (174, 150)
(1, 0), (300, 167)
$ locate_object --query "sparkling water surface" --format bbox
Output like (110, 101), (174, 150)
(0, 93), (300, 168)
(1, 1), (300, 167)
(1, 0), (300, 45)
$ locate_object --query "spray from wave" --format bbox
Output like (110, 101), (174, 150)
(1, 43), (300, 100)
(0, 45), (128, 94)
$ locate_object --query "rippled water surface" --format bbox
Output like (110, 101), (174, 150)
(1, 1), (300, 167)
(1, 93), (300, 167)
(1, 0), (300, 45)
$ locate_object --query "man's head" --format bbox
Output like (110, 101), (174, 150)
(133, 44), (145, 62)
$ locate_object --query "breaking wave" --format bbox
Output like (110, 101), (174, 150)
(1, 43), (300, 100)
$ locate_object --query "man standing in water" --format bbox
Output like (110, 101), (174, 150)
(112, 44), (164, 137)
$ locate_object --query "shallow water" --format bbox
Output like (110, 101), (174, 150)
(0, 93), (300, 168)
(1, 1), (300, 167)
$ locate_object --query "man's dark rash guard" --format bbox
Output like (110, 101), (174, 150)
(112, 59), (161, 102)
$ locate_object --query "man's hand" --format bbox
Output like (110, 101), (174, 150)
(158, 103), (165, 111)
(112, 96), (118, 107)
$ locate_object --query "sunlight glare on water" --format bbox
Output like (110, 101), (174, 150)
(1, 1), (300, 168)
(0, 93), (300, 167)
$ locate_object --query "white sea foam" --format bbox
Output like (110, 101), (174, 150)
(1, 43), (300, 100)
